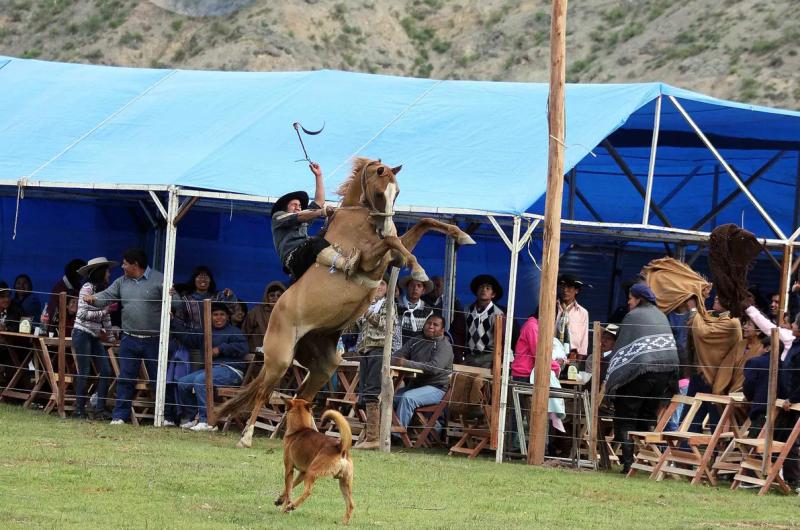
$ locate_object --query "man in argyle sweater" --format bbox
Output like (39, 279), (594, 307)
(461, 274), (505, 369)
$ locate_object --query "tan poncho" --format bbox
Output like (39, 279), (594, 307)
(642, 257), (751, 394)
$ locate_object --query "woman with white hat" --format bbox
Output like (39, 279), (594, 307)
(72, 257), (118, 420)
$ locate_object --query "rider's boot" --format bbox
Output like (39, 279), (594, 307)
(316, 246), (361, 277)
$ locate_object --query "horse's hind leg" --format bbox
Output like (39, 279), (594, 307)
(237, 313), (298, 448)
(295, 331), (341, 403)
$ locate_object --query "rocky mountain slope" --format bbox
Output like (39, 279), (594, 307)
(0, 0), (798, 109)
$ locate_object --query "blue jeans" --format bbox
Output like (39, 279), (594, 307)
(393, 385), (445, 428)
(72, 328), (113, 413)
(177, 365), (242, 423)
(112, 334), (160, 421)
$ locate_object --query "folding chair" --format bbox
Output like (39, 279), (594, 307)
(411, 379), (453, 448)
(218, 353), (256, 432)
(651, 393), (737, 485)
(626, 394), (700, 477)
(448, 373), (493, 459)
(732, 400), (800, 495)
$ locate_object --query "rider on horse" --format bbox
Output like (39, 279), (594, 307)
(271, 162), (360, 281)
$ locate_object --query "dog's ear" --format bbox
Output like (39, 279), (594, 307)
(282, 396), (293, 408)
(391, 164), (402, 175)
(304, 401), (314, 412)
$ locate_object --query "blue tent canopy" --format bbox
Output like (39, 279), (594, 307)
(2, 56), (799, 241)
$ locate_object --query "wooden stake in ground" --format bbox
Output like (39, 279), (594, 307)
(57, 291), (67, 418)
(203, 299), (216, 426)
(763, 327), (780, 475)
(589, 321), (601, 467)
(379, 267), (400, 453)
(490, 315), (504, 450)
(528, 0), (568, 465)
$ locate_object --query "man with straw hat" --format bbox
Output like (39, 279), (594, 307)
(397, 275), (434, 341)
(271, 162), (359, 281)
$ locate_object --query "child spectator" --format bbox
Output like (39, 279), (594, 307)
(230, 301), (248, 329)
(0, 282), (23, 333)
(242, 281), (286, 352)
(42, 258), (85, 330)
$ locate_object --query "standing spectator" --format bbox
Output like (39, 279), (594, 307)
(42, 258), (86, 330)
(0, 282), (23, 333)
(742, 331), (771, 436)
(768, 293), (780, 324)
(777, 321), (800, 490)
(605, 283), (679, 473)
(397, 276), (433, 341)
(83, 248), (164, 425)
(555, 273), (590, 362)
(392, 314), (453, 430)
(354, 279), (401, 450)
(12, 274), (42, 322)
(72, 257), (117, 420)
(461, 274), (505, 369)
(242, 281), (286, 352)
(173, 302), (248, 431)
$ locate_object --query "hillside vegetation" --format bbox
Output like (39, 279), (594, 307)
(0, 0), (798, 108)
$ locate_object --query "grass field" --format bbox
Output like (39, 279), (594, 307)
(1, 404), (799, 529)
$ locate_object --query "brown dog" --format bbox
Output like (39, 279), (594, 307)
(276, 398), (354, 524)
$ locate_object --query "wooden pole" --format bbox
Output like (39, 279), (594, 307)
(763, 327), (780, 475)
(778, 244), (792, 326)
(379, 267), (400, 453)
(490, 314), (505, 450)
(203, 299), (215, 426)
(589, 322), (602, 467)
(529, 0), (568, 466)
(57, 291), (67, 418)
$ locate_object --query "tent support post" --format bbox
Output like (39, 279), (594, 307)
(712, 165), (720, 229)
(443, 234), (457, 330)
(668, 95), (786, 240)
(602, 140), (672, 227)
(149, 190), (167, 220)
(793, 153), (800, 232)
(690, 150), (785, 231)
(658, 166), (702, 209)
(154, 186), (179, 427)
(495, 216), (521, 463)
(642, 95), (662, 225)
(568, 169), (576, 220)
(779, 245), (793, 326)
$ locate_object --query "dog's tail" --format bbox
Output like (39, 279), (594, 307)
(322, 409), (352, 454)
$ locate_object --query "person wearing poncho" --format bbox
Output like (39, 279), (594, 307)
(605, 283), (679, 473)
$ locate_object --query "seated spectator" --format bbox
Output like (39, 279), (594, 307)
(42, 258), (86, 331)
(242, 281), (286, 352)
(397, 276), (434, 341)
(51, 292), (78, 337)
(0, 282), (23, 333)
(511, 314), (539, 384)
(453, 274), (505, 369)
(392, 314), (453, 430)
(605, 283), (679, 474)
(13, 274), (42, 322)
(742, 334), (772, 437)
(230, 301), (248, 329)
(72, 257), (117, 420)
(173, 302), (248, 431)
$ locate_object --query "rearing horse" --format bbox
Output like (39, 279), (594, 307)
(216, 157), (475, 448)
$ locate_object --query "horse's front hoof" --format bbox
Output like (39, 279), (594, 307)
(457, 233), (476, 245)
(411, 270), (429, 283)
(235, 437), (252, 449)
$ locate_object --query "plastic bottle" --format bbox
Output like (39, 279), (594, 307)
(336, 337), (345, 357)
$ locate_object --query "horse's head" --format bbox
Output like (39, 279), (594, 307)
(340, 157), (402, 238)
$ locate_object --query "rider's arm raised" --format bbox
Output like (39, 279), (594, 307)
(310, 162), (325, 207)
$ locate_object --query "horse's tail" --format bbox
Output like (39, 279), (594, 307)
(322, 409), (352, 455)
(215, 366), (271, 419)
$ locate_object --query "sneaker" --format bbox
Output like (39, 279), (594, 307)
(190, 422), (218, 432)
(180, 419), (198, 429)
(162, 420), (176, 427)
(110, 419), (125, 425)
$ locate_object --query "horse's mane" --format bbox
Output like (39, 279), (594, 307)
(336, 157), (373, 197)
